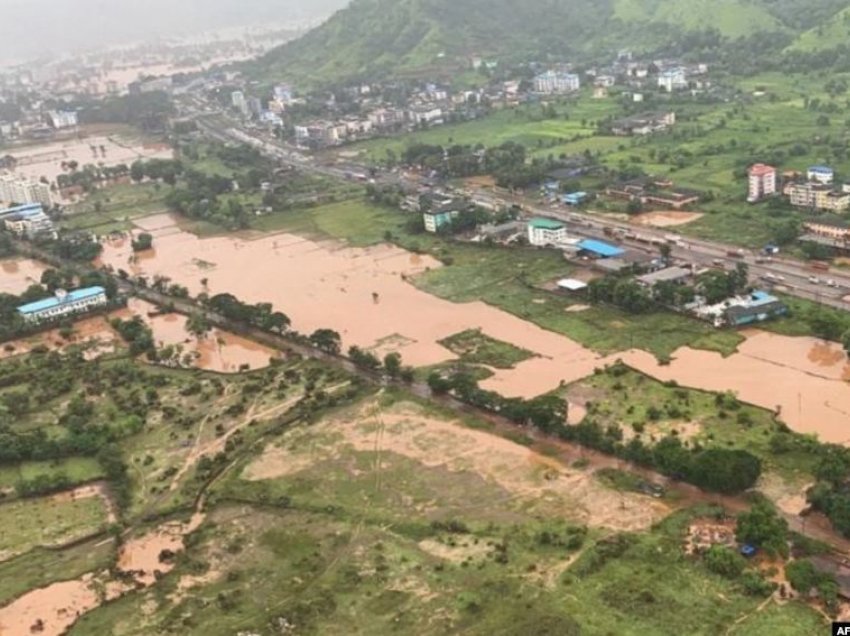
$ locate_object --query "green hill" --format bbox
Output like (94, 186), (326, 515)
(613, 0), (782, 39)
(788, 6), (850, 50)
(250, 0), (850, 84)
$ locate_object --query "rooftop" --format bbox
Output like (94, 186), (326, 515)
(636, 266), (692, 285)
(17, 286), (106, 315)
(748, 163), (775, 176)
(528, 218), (565, 231)
(578, 239), (625, 258)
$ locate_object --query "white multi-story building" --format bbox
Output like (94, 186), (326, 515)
(534, 71), (581, 94)
(231, 91), (250, 118)
(747, 164), (777, 202)
(527, 218), (567, 246)
(658, 68), (687, 92)
(0, 174), (52, 207)
(17, 287), (108, 323)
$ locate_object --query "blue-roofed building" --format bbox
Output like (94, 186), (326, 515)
(0, 202), (44, 219)
(17, 287), (108, 323)
(563, 191), (588, 206)
(578, 239), (624, 258)
(807, 165), (834, 185)
(723, 290), (787, 327)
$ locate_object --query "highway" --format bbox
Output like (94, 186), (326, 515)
(192, 109), (850, 313)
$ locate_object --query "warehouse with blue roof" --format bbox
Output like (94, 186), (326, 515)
(578, 238), (624, 258)
(17, 286), (108, 323)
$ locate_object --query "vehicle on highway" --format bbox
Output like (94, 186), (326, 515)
(809, 276), (821, 285)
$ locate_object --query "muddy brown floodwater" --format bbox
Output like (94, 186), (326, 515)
(0, 258), (48, 295)
(96, 214), (850, 444)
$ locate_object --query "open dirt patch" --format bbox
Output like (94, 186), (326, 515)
(633, 211), (703, 227)
(244, 398), (668, 532)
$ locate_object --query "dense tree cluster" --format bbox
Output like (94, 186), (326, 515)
(205, 293), (291, 334)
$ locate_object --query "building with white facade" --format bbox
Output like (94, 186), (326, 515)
(534, 71), (580, 94)
(0, 174), (52, 207)
(47, 110), (78, 129)
(17, 286), (108, 323)
(658, 68), (687, 92)
(527, 218), (567, 246)
(747, 164), (777, 202)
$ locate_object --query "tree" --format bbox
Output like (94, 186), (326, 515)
(688, 448), (761, 494)
(704, 545), (745, 579)
(736, 499), (788, 557)
(309, 329), (342, 355)
(131, 232), (153, 252)
(785, 559), (821, 595)
(185, 313), (211, 339)
(130, 160), (145, 182)
(383, 352), (402, 378)
(843, 329), (850, 358)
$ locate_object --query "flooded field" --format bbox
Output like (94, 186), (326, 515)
(95, 214), (850, 444)
(0, 258), (47, 295)
(8, 134), (173, 187)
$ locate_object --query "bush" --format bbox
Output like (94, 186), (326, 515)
(704, 545), (745, 579)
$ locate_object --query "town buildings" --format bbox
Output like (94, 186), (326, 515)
(527, 218), (567, 246)
(747, 164), (776, 202)
(786, 182), (849, 212)
(533, 70), (580, 94)
(17, 286), (108, 323)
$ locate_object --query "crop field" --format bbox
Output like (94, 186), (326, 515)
(0, 457), (103, 491)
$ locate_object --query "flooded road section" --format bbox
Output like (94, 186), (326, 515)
(96, 215), (850, 444)
(0, 258), (47, 295)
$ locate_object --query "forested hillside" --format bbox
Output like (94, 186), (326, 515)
(250, 0), (850, 84)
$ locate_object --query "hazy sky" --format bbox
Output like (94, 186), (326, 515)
(0, 0), (346, 62)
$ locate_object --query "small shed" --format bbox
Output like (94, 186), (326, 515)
(556, 278), (588, 293)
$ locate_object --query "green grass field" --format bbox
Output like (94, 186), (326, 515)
(63, 182), (169, 234)
(0, 494), (108, 560)
(345, 96), (621, 163)
(0, 458), (103, 491)
(438, 328), (535, 368)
